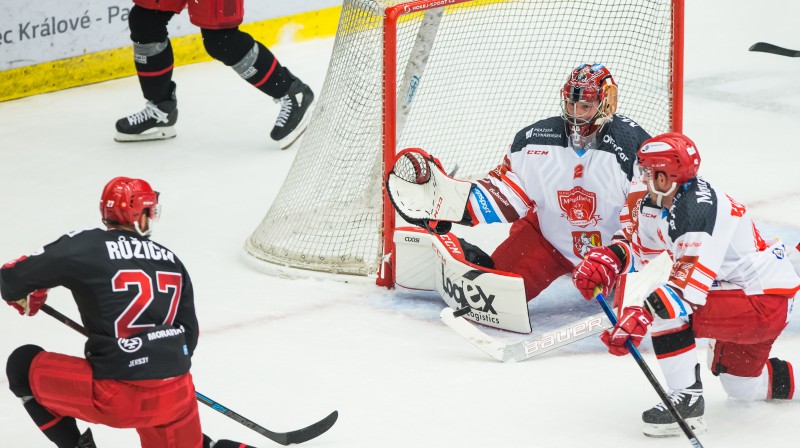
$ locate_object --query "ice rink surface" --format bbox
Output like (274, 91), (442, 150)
(1, 1), (799, 447)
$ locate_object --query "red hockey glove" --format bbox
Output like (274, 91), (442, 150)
(7, 289), (48, 316)
(572, 246), (623, 300)
(600, 306), (653, 356)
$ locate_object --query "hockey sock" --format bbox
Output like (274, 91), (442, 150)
(23, 399), (81, 448)
(652, 324), (699, 390)
(213, 440), (257, 448)
(767, 358), (796, 400)
(129, 5), (176, 102)
(133, 39), (175, 102)
(237, 41), (292, 98)
(204, 435), (256, 448)
(201, 27), (293, 98)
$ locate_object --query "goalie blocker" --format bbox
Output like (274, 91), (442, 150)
(394, 227), (531, 333)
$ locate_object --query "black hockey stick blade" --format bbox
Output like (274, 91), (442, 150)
(41, 305), (339, 445)
(283, 410), (339, 445)
(749, 42), (800, 57)
(196, 392), (338, 445)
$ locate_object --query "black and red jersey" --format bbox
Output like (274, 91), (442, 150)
(1, 228), (198, 378)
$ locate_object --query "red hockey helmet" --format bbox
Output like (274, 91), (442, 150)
(560, 63), (618, 139)
(637, 132), (701, 185)
(100, 177), (160, 226)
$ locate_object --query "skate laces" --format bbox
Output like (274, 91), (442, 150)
(127, 102), (169, 125)
(273, 95), (293, 128)
(654, 388), (702, 411)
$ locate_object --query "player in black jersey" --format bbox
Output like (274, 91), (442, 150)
(2, 177), (257, 448)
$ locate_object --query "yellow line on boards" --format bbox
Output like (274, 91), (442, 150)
(0, 6), (341, 103)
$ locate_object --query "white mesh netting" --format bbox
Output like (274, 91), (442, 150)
(245, 0), (678, 279)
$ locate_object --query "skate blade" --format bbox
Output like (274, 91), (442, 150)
(276, 104), (315, 150)
(643, 417), (706, 438)
(114, 126), (177, 142)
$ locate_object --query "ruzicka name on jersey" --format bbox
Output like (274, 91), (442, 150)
(105, 237), (176, 263)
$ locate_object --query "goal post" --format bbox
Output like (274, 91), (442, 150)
(244, 0), (685, 286)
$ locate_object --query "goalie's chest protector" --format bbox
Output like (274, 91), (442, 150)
(508, 117), (641, 266)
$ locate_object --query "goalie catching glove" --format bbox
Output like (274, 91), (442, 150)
(386, 148), (473, 234)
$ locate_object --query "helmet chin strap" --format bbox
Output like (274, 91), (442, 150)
(134, 220), (153, 237)
(648, 179), (677, 207)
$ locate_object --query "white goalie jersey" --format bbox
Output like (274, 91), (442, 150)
(467, 115), (651, 266)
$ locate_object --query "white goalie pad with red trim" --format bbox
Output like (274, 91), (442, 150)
(432, 234), (530, 333)
(394, 227), (530, 332)
(393, 227), (437, 291)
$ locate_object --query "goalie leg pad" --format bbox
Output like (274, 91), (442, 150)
(491, 211), (573, 301)
(432, 233), (531, 333)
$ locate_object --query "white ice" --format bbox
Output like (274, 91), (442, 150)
(1, 1), (800, 447)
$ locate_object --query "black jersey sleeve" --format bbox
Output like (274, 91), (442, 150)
(0, 235), (72, 301)
(173, 264), (199, 355)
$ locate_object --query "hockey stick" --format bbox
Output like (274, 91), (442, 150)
(594, 292), (704, 448)
(39, 304), (338, 446)
(440, 308), (610, 362)
(748, 42), (800, 57)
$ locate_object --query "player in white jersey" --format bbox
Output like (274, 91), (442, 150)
(389, 63), (652, 303)
(572, 132), (800, 437)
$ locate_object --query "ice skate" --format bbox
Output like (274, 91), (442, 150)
(115, 83), (178, 142)
(77, 428), (97, 448)
(642, 366), (706, 437)
(270, 71), (314, 149)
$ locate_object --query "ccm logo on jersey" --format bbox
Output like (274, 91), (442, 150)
(527, 150), (549, 155)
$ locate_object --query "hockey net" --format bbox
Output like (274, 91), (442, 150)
(245, 0), (684, 285)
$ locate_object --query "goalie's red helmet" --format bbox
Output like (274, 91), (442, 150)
(100, 177), (159, 225)
(637, 132), (701, 185)
(560, 63), (618, 138)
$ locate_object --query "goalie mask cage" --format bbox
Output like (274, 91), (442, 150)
(245, 0), (684, 285)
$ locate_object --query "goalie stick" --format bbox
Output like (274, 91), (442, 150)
(749, 42), (800, 57)
(440, 251), (673, 362)
(39, 304), (339, 446)
(440, 307), (610, 362)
